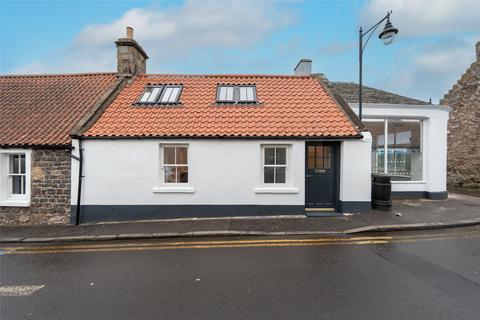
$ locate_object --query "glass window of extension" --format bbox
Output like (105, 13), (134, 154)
(163, 146), (188, 183)
(8, 154), (26, 195)
(138, 85), (182, 104)
(364, 119), (422, 181)
(217, 85), (257, 103)
(263, 146), (287, 184)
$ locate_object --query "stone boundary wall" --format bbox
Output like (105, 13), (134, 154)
(441, 42), (480, 189)
(0, 149), (71, 225)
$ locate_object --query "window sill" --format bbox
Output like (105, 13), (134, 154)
(0, 199), (30, 207)
(254, 187), (299, 194)
(152, 186), (195, 194)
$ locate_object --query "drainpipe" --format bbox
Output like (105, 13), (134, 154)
(75, 138), (84, 225)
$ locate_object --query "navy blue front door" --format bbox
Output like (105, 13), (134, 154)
(305, 142), (337, 208)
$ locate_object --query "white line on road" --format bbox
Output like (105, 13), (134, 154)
(0, 285), (45, 296)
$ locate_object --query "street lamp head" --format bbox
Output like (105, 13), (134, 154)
(378, 18), (398, 45)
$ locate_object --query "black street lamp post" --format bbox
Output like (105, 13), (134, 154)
(358, 11), (398, 121)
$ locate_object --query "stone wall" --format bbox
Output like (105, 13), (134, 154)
(0, 149), (71, 225)
(440, 41), (480, 189)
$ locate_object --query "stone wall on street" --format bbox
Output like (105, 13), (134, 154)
(440, 41), (480, 189)
(0, 149), (71, 225)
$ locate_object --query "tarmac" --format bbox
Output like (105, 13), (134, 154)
(1, 193), (479, 243)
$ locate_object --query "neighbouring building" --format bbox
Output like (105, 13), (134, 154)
(441, 41), (480, 189)
(320, 76), (451, 199)
(0, 73), (122, 224)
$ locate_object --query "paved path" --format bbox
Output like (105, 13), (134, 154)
(1, 226), (480, 319)
(2, 194), (480, 243)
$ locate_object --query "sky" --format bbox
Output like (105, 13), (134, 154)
(1, 0), (479, 103)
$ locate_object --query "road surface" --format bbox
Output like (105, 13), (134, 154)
(1, 226), (480, 319)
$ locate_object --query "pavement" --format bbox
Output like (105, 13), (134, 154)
(1, 193), (479, 243)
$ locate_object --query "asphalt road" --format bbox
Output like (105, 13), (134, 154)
(1, 226), (480, 320)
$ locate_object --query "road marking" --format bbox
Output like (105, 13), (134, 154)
(1, 240), (390, 255)
(0, 285), (45, 296)
(1, 230), (479, 255)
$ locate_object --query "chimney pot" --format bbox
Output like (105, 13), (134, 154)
(294, 59), (312, 76)
(126, 26), (134, 39)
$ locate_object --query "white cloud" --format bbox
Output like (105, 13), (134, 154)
(372, 36), (478, 102)
(361, 0), (480, 37)
(12, 0), (294, 74)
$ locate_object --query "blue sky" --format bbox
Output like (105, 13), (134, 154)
(1, 0), (479, 102)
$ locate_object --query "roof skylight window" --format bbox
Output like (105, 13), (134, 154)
(137, 85), (182, 104)
(217, 85), (257, 104)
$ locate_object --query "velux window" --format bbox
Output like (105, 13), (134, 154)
(163, 146), (188, 183)
(217, 85), (257, 103)
(263, 146), (287, 184)
(138, 85), (182, 104)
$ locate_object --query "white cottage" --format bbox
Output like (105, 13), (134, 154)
(69, 31), (372, 223)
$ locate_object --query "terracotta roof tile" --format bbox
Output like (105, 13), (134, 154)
(84, 74), (359, 138)
(0, 73), (118, 146)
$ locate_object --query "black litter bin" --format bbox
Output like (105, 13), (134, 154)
(371, 174), (392, 211)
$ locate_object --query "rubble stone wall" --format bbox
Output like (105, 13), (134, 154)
(0, 149), (71, 225)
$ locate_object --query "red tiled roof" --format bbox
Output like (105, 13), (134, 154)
(0, 73), (119, 146)
(84, 74), (360, 138)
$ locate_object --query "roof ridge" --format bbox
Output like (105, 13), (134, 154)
(0, 72), (117, 78)
(140, 73), (310, 78)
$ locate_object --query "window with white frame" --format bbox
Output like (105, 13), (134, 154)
(217, 85), (257, 104)
(263, 146), (287, 184)
(364, 118), (423, 181)
(162, 145), (188, 183)
(0, 150), (31, 206)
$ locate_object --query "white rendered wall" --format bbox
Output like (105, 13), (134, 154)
(339, 132), (372, 202)
(350, 103), (451, 193)
(71, 138), (372, 207)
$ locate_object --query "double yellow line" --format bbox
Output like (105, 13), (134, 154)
(2, 231), (479, 255)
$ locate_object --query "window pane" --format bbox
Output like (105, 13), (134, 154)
(315, 158), (323, 169)
(20, 155), (25, 174)
(264, 167), (275, 183)
(164, 147), (176, 164)
(308, 157), (315, 169)
(160, 87), (173, 102)
(324, 158), (331, 169)
(164, 166), (176, 183)
(11, 176), (23, 194)
(177, 166), (188, 183)
(246, 86), (254, 101)
(169, 87), (180, 102)
(176, 147), (188, 164)
(264, 148), (275, 165)
(218, 87), (227, 101)
(9, 155), (19, 174)
(139, 88), (152, 102)
(315, 146), (324, 158)
(276, 148), (286, 165)
(275, 167), (286, 183)
(147, 87), (161, 102)
(324, 146), (331, 158)
(307, 146), (315, 158)
(226, 87), (234, 101)
(239, 87), (247, 101)
(364, 120), (386, 174)
(387, 119), (422, 181)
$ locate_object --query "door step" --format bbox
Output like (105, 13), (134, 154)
(305, 208), (342, 217)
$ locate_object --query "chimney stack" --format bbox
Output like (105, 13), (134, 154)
(294, 59), (312, 76)
(115, 26), (148, 76)
(476, 41), (480, 61)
